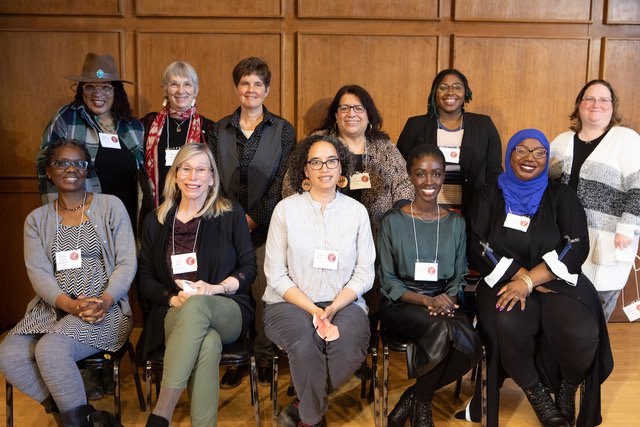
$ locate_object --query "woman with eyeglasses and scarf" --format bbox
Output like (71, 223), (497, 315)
(0, 139), (136, 425)
(463, 129), (613, 427)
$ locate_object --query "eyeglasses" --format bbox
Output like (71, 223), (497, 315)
(581, 97), (612, 105)
(337, 104), (366, 114)
(513, 146), (548, 159)
(306, 158), (340, 170)
(49, 160), (89, 170)
(83, 84), (114, 96)
(437, 83), (465, 93)
(177, 166), (212, 178)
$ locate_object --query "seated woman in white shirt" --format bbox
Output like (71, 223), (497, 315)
(263, 134), (376, 427)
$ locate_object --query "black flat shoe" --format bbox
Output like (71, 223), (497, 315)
(220, 365), (249, 389)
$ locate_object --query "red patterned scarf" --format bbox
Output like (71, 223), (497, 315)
(145, 105), (202, 205)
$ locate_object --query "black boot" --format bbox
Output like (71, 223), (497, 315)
(410, 398), (434, 427)
(388, 385), (414, 427)
(40, 396), (63, 426)
(523, 383), (570, 427)
(555, 380), (578, 426)
(146, 413), (169, 427)
(59, 405), (92, 427)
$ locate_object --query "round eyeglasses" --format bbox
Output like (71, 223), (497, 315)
(177, 166), (212, 178)
(437, 83), (465, 93)
(83, 84), (114, 96)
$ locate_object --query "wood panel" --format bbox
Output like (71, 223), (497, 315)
(297, 0), (439, 20)
(135, 0), (282, 17)
(606, 0), (640, 24)
(602, 38), (640, 132)
(136, 32), (283, 122)
(0, 0), (121, 15)
(454, 0), (591, 23)
(0, 30), (123, 177)
(453, 36), (590, 147)
(297, 34), (439, 140)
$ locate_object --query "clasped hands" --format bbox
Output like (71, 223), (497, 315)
(312, 306), (340, 342)
(76, 294), (113, 324)
(422, 294), (458, 317)
(170, 280), (227, 308)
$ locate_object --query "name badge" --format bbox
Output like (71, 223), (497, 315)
(165, 148), (179, 166)
(504, 213), (530, 232)
(350, 172), (372, 190)
(99, 132), (121, 149)
(623, 300), (640, 322)
(171, 252), (198, 274)
(440, 146), (461, 164)
(55, 249), (82, 271)
(313, 249), (339, 270)
(415, 261), (438, 281)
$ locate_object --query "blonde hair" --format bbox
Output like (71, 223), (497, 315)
(156, 144), (231, 224)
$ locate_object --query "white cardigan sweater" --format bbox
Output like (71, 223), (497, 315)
(549, 126), (640, 291)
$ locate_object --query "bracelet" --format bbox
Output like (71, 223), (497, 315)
(168, 296), (174, 307)
(519, 275), (534, 295)
(220, 282), (230, 294)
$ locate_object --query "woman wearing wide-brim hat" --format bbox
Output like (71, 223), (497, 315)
(37, 52), (146, 237)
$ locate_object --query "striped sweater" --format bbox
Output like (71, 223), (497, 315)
(549, 126), (640, 291)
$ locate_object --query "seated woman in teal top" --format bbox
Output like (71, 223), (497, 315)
(377, 145), (481, 427)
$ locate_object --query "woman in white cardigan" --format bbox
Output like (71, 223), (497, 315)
(549, 79), (640, 320)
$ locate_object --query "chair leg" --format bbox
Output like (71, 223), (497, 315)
(454, 377), (463, 399)
(480, 347), (487, 427)
(113, 360), (121, 422)
(371, 345), (380, 427)
(249, 356), (261, 427)
(126, 343), (146, 411)
(382, 345), (389, 427)
(145, 361), (153, 410)
(271, 353), (279, 427)
(6, 382), (13, 427)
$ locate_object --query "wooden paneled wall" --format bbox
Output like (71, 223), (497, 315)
(1, 0), (639, 327)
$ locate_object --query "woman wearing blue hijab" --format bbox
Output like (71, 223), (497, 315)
(461, 129), (613, 427)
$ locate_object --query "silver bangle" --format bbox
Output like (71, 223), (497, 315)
(519, 275), (534, 295)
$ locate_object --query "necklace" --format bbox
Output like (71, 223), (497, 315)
(57, 192), (88, 212)
(173, 118), (188, 133)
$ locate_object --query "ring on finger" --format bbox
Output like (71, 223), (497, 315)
(514, 296), (519, 301)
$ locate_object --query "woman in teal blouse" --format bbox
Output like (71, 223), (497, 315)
(378, 145), (481, 427)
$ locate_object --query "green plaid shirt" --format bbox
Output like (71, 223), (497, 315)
(37, 103), (145, 205)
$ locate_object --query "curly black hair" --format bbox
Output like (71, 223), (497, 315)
(44, 139), (93, 179)
(426, 69), (473, 118)
(315, 84), (389, 141)
(73, 81), (134, 121)
(405, 144), (446, 174)
(287, 134), (352, 194)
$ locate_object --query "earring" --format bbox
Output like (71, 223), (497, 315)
(162, 97), (168, 107)
(366, 123), (372, 133)
(337, 175), (348, 189)
(191, 98), (196, 107)
(301, 177), (312, 192)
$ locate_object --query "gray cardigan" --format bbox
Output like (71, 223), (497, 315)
(23, 193), (136, 316)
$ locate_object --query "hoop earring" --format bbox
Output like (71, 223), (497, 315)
(301, 178), (312, 192)
(366, 123), (372, 133)
(337, 175), (348, 189)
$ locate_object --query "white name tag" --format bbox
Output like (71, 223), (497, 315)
(623, 300), (640, 322)
(615, 247), (636, 263)
(99, 132), (121, 149)
(55, 249), (82, 271)
(165, 148), (179, 166)
(440, 146), (461, 164)
(504, 213), (530, 232)
(350, 172), (372, 190)
(313, 249), (339, 270)
(171, 252), (198, 274)
(415, 261), (438, 281)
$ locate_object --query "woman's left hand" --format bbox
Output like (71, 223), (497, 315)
(615, 233), (632, 249)
(193, 280), (219, 295)
(496, 280), (529, 312)
(320, 304), (338, 323)
(78, 293), (114, 324)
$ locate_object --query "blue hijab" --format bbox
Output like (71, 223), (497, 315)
(497, 128), (550, 216)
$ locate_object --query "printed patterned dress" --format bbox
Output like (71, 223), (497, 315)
(10, 221), (132, 351)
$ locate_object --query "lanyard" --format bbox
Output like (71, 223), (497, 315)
(171, 214), (202, 255)
(410, 201), (439, 263)
(55, 191), (87, 252)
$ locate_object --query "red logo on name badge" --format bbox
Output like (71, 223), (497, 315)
(328, 253), (336, 262)
(361, 175), (369, 182)
(111, 136), (118, 143)
(70, 252), (79, 261)
(636, 303), (640, 311)
(186, 257), (195, 265)
(451, 152), (458, 158)
(520, 220), (529, 227)
(428, 266), (436, 274)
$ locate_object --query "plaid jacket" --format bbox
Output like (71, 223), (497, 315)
(37, 102), (145, 205)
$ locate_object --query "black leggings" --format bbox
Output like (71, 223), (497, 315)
(483, 289), (598, 388)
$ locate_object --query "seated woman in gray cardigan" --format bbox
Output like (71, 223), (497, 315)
(0, 139), (136, 425)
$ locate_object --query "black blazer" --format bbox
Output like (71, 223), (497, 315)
(397, 112), (502, 215)
(136, 202), (256, 364)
